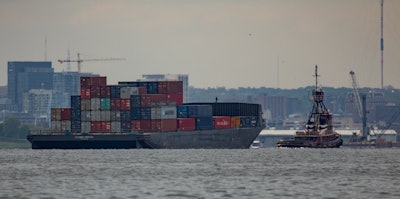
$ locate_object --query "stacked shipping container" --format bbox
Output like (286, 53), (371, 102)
(50, 76), (261, 134)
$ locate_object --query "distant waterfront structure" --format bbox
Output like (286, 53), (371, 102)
(7, 61), (54, 111)
(140, 74), (189, 103)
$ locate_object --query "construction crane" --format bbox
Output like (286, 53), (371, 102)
(349, 70), (363, 118)
(58, 53), (126, 74)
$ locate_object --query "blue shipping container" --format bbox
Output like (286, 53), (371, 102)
(138, 81), (158, 94)
(130, 107), (141, 120)
(240, 116), (258, 128)
(120, 110), (131, 122)
(71, 95), (81, 109)
(187, 105), (213, 118)
(140, 107), (152, 120)
(177, 105), (188, 118)
(130, 95), (141, 107)
(71, 109), (81, 121)
(195, 117), (213, 130)
(110, 85), (121, 98)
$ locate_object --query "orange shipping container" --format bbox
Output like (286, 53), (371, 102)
(131, 120), (152, 131)
(231, 116), (241, 128)
(152, 119), (177, 132)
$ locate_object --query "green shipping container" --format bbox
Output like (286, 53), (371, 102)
(100, 98), (111, 110)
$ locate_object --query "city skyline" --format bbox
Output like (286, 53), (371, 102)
(1, 0), (399, 89)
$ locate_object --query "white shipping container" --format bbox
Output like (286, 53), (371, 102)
(81, 122), (91, 133)
(81, 99), (91, 110)
(151, 107), (162, 119)
(91, 98), (101, 110)
(90, 110), (101, 121)
(111, 122), (121, 132)
(161, 106), (177, 119)
(51, 121), (61, 132)
(81, 111), (91, 122)
(51, 108), (61, 121)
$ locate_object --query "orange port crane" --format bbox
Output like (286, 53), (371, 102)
(58, 53), (126, 74)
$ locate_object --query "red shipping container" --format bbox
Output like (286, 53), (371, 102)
(158, 81), (183, 94)
(120, 99), (131, 110)
(160, 119), (177, 132)
(98, 77), (107, 87)
(90, 86), (101, 98)
(111, 99), (121, 110)
(177, 118), (196, 131)
(81, 77), (92, 87)
(101, 121), (111, 132)
(80, 88), (91, 99)
(167, 93), (183, 105)
(138, 87), (147, 95)
(100, 86), (110, 98)
(140, 94), (168, 107)
(131, 120), (152, 131)
(91, 121), (102, 132)
(213, 116), (231, 129)
(91, 77), (100, 87)
(60, 108), (71, 121)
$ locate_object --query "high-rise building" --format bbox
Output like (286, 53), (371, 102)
(7, 61), (54, 111)
(141, 74), (189, 103)
(52, 72), (99, 107)
(22, 89), (52, 119)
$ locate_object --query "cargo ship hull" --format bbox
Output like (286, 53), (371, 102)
(27, 133), (138, 149)
(137, 127), (263, 149)
(27, 127), (262, 149)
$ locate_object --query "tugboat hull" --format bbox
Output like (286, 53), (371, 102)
(276, 137), (343, 148)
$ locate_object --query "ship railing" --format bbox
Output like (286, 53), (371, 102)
(28, 130), (136, 135)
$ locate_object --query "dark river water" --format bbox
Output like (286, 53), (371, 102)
(1, 148), (399, 199)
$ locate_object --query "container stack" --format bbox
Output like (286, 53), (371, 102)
(50, 76), (261, 134)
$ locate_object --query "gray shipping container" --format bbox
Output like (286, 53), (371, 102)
(81, 111), (91, 122)
(81, 99), (91, 111)
(110, 111), (121, 121)
(61, 121), (71, 131)
(100, 110), (111, 121)
(91, 98), (101, 110)
(51, 121), (61, 132)
(111, 121), (121, 132)
(120, 87), (140, 98)
(151, 106), (177, 119)
(90, 110), (101, 121)
(81, 122), (91, 133)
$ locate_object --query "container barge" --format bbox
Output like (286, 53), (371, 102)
(27, 76), (264, 149)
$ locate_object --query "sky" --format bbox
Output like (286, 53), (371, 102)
(1, 0), (399, 89)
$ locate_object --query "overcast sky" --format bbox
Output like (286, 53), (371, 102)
(1, 0), (399, 89)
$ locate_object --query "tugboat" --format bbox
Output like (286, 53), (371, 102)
(276, 65), (343, 148)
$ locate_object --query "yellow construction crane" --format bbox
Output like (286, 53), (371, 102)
(58, 53), (126, 74)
